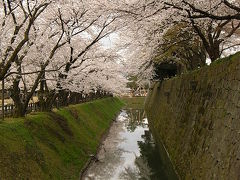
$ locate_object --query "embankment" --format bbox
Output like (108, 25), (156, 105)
(145, 52), (240, 179)
(0, 97), (124, 179)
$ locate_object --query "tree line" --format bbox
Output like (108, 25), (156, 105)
(1, 0), (240, 117)
(111, 0), (240, 83)
(0, 0), (128, 118)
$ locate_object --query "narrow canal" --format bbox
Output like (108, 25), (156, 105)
(83, 109), (178, 180)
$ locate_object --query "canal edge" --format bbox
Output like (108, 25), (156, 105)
(79, 110), (123, 180)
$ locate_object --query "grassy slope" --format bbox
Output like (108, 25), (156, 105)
(0, 97), (124, 179)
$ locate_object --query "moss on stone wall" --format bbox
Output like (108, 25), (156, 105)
(145, 52), (240, 179)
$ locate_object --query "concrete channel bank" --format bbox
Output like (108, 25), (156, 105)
(145, 52), (240, 179)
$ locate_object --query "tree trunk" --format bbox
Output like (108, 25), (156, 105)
(14, 103), (26, 117)
(1, 79), (5, 120)
(58, 90), (69, 107)
(9, 78), (25, 117)
(206, 39), (221, 62)
(38, 89), (57, 112)
(38, 76), (45, 111)
(207, 47), (221, 62)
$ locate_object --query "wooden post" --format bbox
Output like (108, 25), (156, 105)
(1, 79), (4, 121)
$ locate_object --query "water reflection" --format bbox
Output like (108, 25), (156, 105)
(83, 109), (176, 180)
(124, 109), (147, 132)
(137, 130), (168, 180)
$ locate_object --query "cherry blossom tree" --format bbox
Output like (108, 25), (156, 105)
(0, 0), (51, 80)
(36, 0), (121, 111)
(5, 1), (240, 117)
(182, 0), (240, 20)
(1, 0), (127, 116)
(108, 0), (240, 86)
(0, 0), (51, 117)
(162, 0), (240, 61)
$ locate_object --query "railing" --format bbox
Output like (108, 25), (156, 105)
(0, 104), (14, 117)
(0, 93), (112, 118)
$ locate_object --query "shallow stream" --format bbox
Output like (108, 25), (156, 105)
(83, 109), (178, 180)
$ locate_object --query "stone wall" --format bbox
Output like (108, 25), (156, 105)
(145, 52), (240, 179)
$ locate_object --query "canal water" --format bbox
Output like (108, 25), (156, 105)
(83, 109), (178, 180)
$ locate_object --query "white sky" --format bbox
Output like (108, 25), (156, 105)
(101, 33), (119, 49)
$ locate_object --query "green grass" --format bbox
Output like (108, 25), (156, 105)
(121, 96), (146, 109)
(211, 51), (240, 66)
(0, 97), (124, 179)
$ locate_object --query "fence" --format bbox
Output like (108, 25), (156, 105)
(0, 92), (112, 118)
